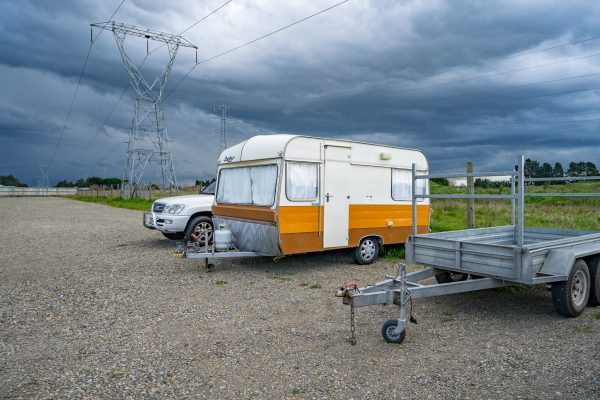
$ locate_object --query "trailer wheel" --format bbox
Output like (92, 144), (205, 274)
(354, 237), (379, 265)
(435, 271), (468, 284)
(587, 256), (600, 306)
(551, 259), (590, 317)
(381, 319), (406, 344)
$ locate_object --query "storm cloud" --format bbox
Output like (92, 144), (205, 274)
(1, 0), (599, 185)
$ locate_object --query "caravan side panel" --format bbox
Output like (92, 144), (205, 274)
(278, 205), (324, 254)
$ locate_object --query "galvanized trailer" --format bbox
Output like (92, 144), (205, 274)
(338, 155), (600, 344)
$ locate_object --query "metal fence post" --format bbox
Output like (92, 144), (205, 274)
(412, 163), (417, 236)
(517, 155), (525, 246)
(467, 161), (474, 229)
(510, 173), (516, 226)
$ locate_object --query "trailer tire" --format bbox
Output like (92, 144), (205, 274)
(185, 216), (214, 244)
(551, 259), (590, 317)
(354, 237), (379, 265)
(587, 256), (600, 306)
(435, 271), (468, 284)
(381, 319), (406, 344)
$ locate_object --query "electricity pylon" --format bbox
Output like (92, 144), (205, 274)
(91, 21), (197, 199)
(213, 102), (231, 154)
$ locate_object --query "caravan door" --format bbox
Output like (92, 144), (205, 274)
(323, 145), (351, 248)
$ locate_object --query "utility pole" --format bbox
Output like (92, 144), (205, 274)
(91, 21), (197, 199)
(213, 102), (231, 154)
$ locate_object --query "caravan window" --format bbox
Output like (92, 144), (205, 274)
(391, 169), (427, 201)
(216, 164), (278, 206)
(286, 162), (318, 201)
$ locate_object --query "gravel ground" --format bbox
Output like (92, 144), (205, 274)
(1, 197), (599, 399)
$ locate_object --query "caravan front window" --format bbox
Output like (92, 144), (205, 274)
(392, 169), (427, 201)
(286, 162), (318, 201)
(216, 164), (278, 206)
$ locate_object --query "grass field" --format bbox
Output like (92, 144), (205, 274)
(430, 181), (600, 232)
(66, 195), (153, 211)
(67, 181), (600, 231)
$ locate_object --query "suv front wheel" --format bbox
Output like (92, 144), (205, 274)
(185, 216), (214, 244)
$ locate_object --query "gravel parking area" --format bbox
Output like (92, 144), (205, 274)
(1, 197), (599, 399)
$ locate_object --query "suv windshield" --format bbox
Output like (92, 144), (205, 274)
(199, 181), (216, 195)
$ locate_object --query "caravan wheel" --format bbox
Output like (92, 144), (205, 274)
(354, 237), (379, 265)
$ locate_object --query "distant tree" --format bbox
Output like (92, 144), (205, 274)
(585, 162), (599, 176)
(85, 176), (104, 186)
(539, 162), (553, 178)
(101, 177), (122, 186)
(553, 162), (564, 177)
(55, 180), (75, 187)
(475, 178), (510, 188)
(566, 161), (598, 177)
(0, 174), (28, 187)
(524, 158), (539, 178)
(430, 177), (449, 186)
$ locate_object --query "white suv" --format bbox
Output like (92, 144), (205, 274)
(144, 182), (215, 242)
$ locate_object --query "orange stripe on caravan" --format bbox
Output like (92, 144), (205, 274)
(348, 204), (430, 229)
(278, 205), (322, 234)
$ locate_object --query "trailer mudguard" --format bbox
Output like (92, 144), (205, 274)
(539, 249), (574, 280)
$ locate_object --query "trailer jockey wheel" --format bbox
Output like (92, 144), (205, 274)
(381, 319), (406, 344)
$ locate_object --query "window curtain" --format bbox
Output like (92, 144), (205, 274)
(216, 164), (277, 206)
(392, 169), (411, 200)
(217, 167), (251, 204)
(286, 162), (318, 201)
(250, 164), (278, 206)
(392, 169), (427, 200)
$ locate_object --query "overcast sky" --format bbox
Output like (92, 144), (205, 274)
(1, 0), (600, 185)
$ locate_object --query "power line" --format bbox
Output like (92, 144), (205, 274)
(419, 71), (600, 105)
(438, 86), (599, 111)
(166, 0), (351, 99)
(147, 0), (234, 57)
(45, 0), (127, 177)
(433, 34), (600, 80)
(297, 36), (600, 109)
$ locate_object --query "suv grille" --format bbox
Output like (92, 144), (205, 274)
(153, 202), (166, 213)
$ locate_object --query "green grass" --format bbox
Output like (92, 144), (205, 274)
(592, 307), (600, 319)
(66, 182), (599, 232)
(66, 195), (153, 211)
(384, 245), (405, 260)
(214, 280), (228, 285)
(309, 284), (322, 289)
(572, 324), (593, 334)
(429, 181), (600, 232)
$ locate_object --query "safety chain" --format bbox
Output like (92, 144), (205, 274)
(349, 305), (357, 345)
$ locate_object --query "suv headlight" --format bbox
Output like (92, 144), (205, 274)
(163, 204), (185, 214)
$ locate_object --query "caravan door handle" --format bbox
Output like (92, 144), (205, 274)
(325, 193), (333, 202)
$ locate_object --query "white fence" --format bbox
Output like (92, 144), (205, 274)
(0, 187), (78, 196)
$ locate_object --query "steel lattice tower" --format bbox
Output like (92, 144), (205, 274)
(213, 102), (231, 154)
(91, 22), (197, 198)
